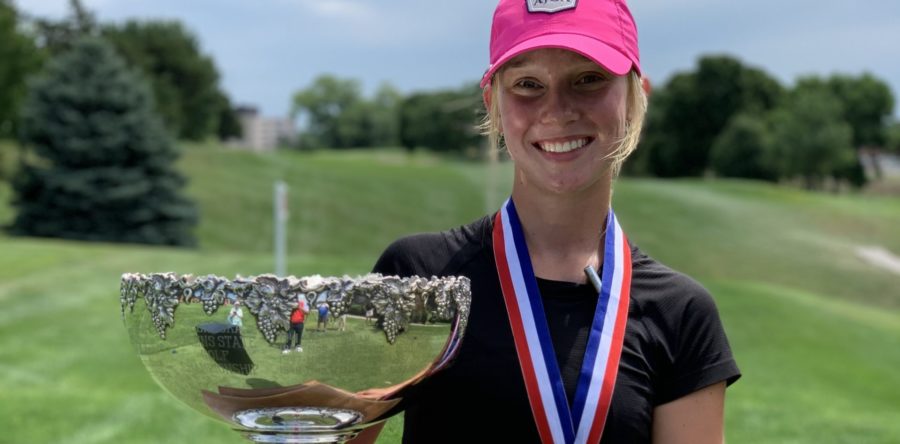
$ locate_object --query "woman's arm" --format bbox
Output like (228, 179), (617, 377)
(652, 381), (727, 444)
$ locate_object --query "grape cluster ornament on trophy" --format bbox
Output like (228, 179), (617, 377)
(121, 273), (471, 443)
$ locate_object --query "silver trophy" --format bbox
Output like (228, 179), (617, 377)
(120, 273), (471, 443)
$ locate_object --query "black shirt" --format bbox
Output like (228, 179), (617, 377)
(373, 215), (740, 443)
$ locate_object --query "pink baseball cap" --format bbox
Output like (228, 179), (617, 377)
(481, 0), (641, 88)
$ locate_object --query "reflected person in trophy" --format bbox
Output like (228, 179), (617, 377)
(369, 0), (741, 442)
(283, 295), (309, 354)
(317, 301), (330, 332)
(228, 301), (244, 328)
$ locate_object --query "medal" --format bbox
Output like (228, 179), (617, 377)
(492, 198), (632, 443)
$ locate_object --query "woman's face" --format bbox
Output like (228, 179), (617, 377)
(496, 48), (628, 196)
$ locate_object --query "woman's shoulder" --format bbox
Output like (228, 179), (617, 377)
(627, 244), (741, 401)
(372, 215), (492, 277)
(628, 244), (720, 321)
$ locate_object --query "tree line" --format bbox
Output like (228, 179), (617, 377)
(629, 55), (899, 190)
(290, 75), (484, 156)
(292, 56), (900, 190)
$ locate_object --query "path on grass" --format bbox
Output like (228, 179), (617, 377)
(855, 245), (900, 275)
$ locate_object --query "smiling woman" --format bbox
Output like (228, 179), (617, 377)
(491, 49), (633, 197)
(366, 1), (741, 443)
(484, 56), (646, 179)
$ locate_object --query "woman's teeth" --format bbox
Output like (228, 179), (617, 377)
(537, 138), (588, 153)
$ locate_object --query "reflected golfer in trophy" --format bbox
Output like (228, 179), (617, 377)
(120, 272), (471, 443)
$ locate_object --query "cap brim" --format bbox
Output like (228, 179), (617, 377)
(480, 33), (634, 88)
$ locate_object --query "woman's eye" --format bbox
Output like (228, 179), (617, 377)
(514, 79), (542, 90)
(576, 73), (609, 86)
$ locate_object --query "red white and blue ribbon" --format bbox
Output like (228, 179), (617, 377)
(492, 198), (632, 444)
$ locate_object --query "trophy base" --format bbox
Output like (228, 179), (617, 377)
(235, 407), (369, 443)
(202, 381), (401, 444)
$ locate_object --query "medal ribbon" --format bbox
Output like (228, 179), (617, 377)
(492, 198), (632, 444)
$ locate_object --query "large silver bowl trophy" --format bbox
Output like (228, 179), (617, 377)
(120, 272), (471, 443)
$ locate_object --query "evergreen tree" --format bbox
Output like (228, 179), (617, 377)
(10, 37), (197, 246)
(31, 0), (98, 55)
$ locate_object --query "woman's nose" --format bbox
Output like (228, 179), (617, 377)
(538, 87), (579, 125)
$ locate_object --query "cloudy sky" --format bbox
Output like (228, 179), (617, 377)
(16, 0), (900, 118)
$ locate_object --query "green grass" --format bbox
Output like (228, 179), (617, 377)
(717, 281), (900, 442)
(614, 179), (900, 310)
(1, 145), (899, 443)
(181, 146), (491, 257)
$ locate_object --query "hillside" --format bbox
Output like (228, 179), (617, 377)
(0, 146), (898, 443)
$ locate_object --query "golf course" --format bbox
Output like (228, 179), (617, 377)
(1, 145), (898, 443)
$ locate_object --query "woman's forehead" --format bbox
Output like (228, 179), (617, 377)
(504, 48), (608, 73)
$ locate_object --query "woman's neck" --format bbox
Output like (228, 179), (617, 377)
(510, 184), (611, 284)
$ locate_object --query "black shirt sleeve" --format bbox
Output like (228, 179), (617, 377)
(634, 259), (741, 405)
(372, 237), (411, 276)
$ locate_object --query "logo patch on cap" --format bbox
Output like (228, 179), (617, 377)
(527, 0), (577, 14)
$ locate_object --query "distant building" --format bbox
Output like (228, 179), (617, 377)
(859, 147), (900, 178)
(231, 106), (296, 152)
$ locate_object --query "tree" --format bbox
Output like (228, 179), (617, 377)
(791, 76), (889, 186)
(291, 75), (365, 148)
(642, 55), (784, 177)
(818, 74), (894, 181)
(768, 86), (854, 190)
(710, 113), (778, 181)
(399, 83), (482, 154)
(821, 74), (895, 147)
(10, 37), (197, 246)
(213, 89), (242, 141)
(291, 75), (482, 152)
(102, 20), (227, 140)
(887, 121), (900, 154)
(623, 85), (664, 176)
(369, 82), (402, 147)
(642, 74), (693, 177)
(0, 0), (43, 138)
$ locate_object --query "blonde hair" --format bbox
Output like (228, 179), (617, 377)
(480, 70), (647, 177)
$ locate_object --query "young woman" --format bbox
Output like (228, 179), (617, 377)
(370, 1), (740, 442)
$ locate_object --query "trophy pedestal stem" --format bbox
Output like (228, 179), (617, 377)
(235, 407), (371, 444)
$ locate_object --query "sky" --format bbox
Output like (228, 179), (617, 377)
(16, 0), (900, 118)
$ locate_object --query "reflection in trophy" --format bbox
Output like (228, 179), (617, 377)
(120, 273), (471, 443)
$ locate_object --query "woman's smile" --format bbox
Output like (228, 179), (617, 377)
(532, 136), (594, 154)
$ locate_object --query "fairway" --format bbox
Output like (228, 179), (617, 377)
(1, 146), (899, 443)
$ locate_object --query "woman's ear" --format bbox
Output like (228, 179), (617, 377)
(482, 86), (492, 110)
